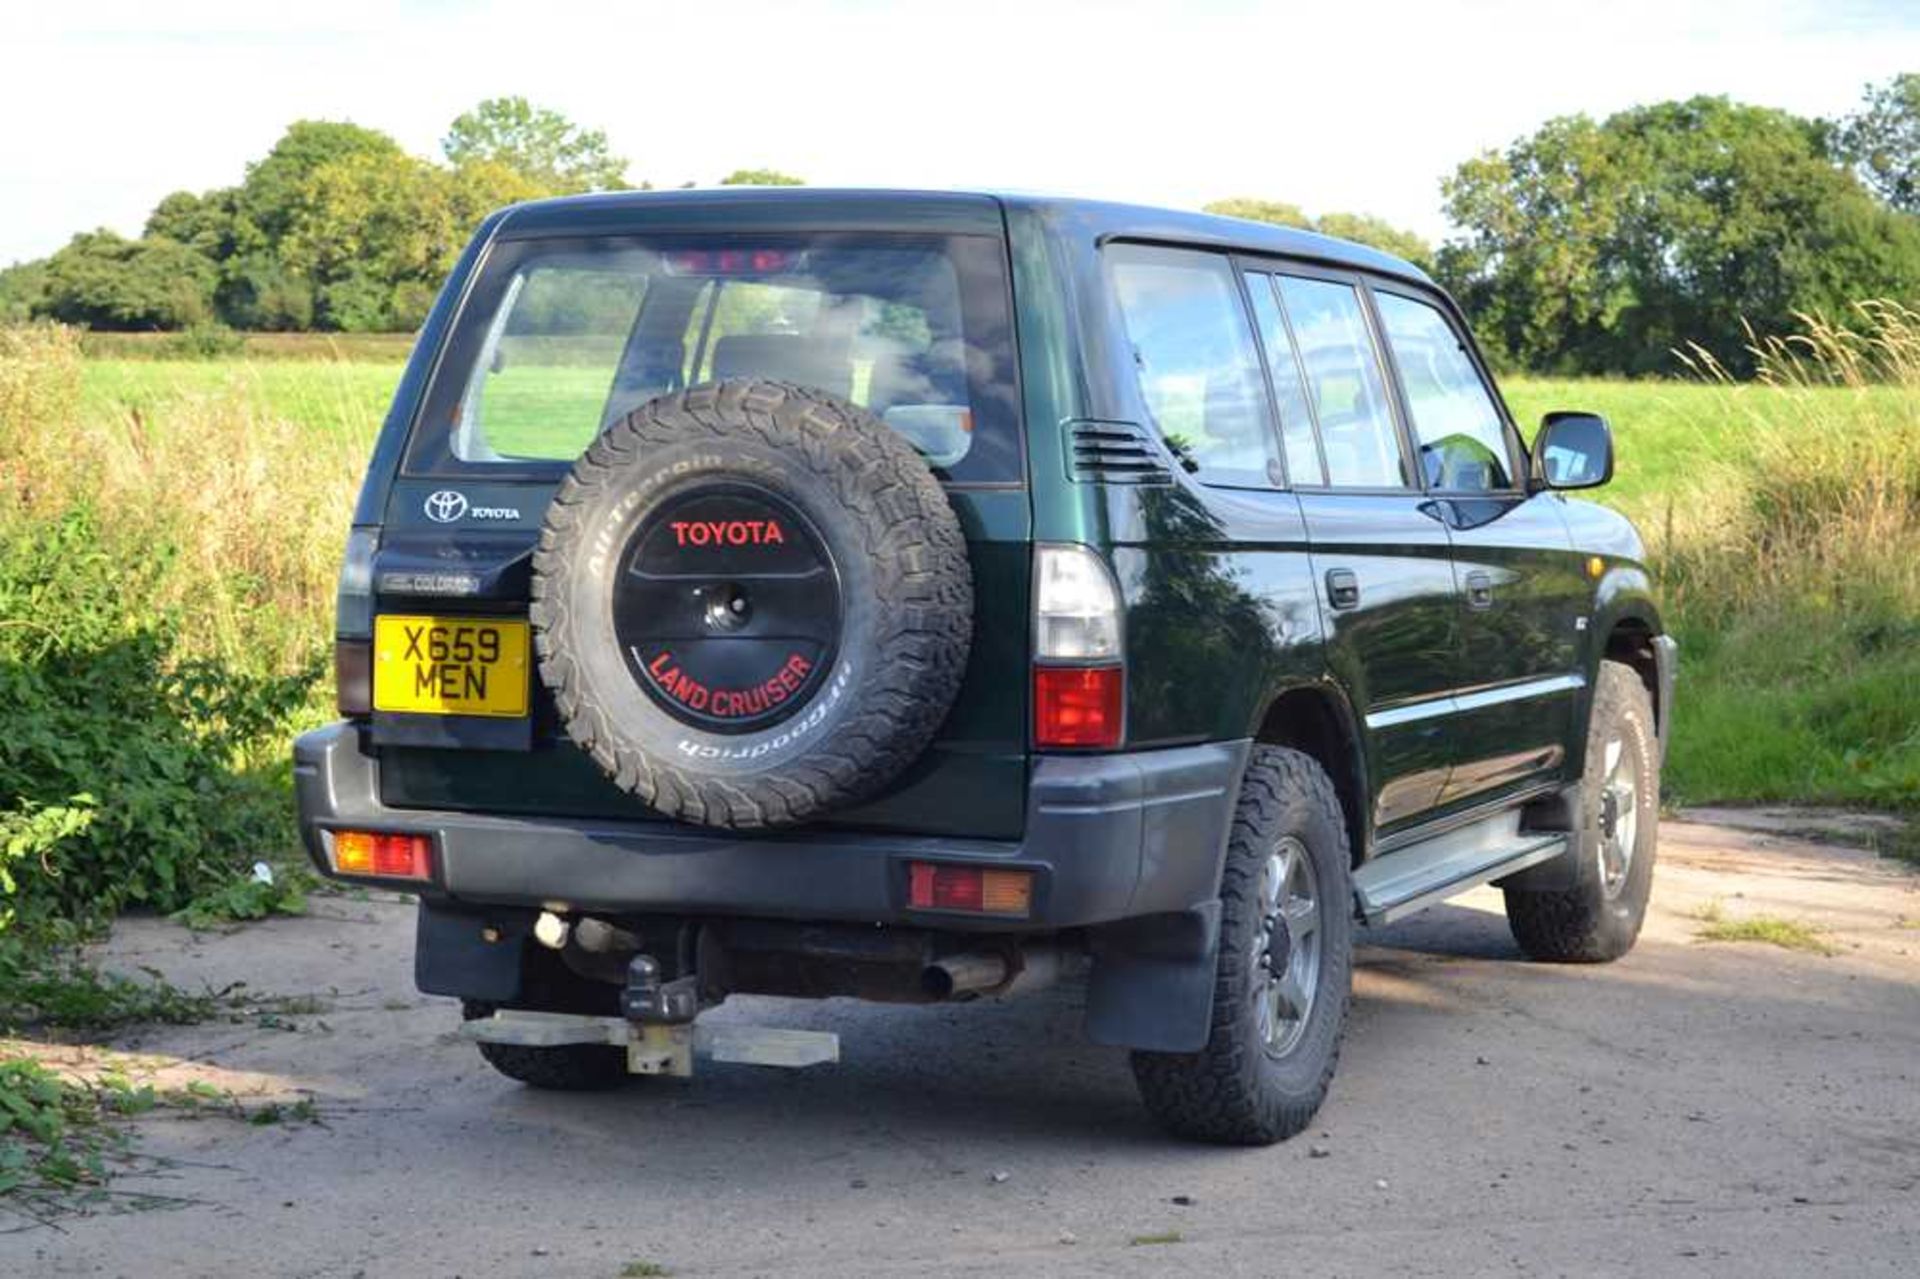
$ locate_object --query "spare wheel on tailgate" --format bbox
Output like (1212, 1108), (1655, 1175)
(531, 377), (974, 829)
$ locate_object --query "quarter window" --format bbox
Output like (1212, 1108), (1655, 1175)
(1274, 275), (1409, 489)
(1107, 244), (1278, 488)
(1374, 291), (1513, 491)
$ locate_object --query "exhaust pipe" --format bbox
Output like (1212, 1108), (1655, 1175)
(921, 946), (1068, 1001)
(552, 914), (644, 986)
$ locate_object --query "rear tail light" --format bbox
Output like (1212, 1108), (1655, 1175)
(1033, 544), (1124, 749)
(331, 830), (432, 881)
(333, 528), (379, 716)
(908, 863), (1033, 917)
(1034, 665), (1123, 748)
(1033, 544), (1121, 660)
(335, 639), (372, 716)
(334, 527), (377, 716)
(335, 527), (378, 637)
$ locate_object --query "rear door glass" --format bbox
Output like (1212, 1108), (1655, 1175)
(1274, 275), (1411, 489)
(408, 234), (1021, 484)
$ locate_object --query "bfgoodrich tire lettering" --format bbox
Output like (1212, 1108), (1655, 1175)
(532, 379), (972, 829)
(1504, 660), (1660, 962)
(1131, 746), (1354, 1145)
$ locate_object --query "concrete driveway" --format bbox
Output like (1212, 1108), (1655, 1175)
(6, 818), (1918, 1277)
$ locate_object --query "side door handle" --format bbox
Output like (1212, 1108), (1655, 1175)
(1326, 568), (1361, 610)
(1465, 569), (1495, 610)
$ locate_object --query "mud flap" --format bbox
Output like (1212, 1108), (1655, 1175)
(1498, 785), (1585, 894)
(1084, 902), (1221, 1053)
(414, 901), (527, 1002)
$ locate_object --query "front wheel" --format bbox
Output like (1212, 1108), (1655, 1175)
(1504, 660), (1660, 962)
(1131, 746), (1354, 1145)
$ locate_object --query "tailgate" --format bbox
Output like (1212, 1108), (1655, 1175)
(369, 481), (1031, 840)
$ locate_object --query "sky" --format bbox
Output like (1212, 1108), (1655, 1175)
(4, 0), (1917, 266)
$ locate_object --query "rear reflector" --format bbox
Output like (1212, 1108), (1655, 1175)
(1033, 665), (1123, 749)
(908, 863), (1033, 917)
(332, 830), (432, 881)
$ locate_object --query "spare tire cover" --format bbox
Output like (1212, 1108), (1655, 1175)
(532, 379), (973, 829)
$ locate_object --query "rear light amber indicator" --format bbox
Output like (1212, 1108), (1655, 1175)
(908, 863), (1033, 917)
(332, 830), (432, 881)
(1033, 665), (1123, 749)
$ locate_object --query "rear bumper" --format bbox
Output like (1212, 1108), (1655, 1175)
(294, 722), (1248, 932)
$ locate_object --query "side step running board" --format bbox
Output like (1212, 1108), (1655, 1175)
(1352, 810), (1568, 926)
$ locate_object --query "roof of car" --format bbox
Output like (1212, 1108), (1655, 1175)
(494, 187), (1434, 287)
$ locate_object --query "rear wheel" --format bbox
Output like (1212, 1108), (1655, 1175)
(1504, 660), (1660, 962)
(1131, 746), (1353, 1145)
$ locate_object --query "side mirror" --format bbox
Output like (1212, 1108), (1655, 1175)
(1531, 411), (1613, 491)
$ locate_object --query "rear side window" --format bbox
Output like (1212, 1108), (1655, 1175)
(408, 233), (1021, 484)
(1106, 244), (1278, 488)
(1274, 276), (1410, 489)
(1372, 291), (1513, 491)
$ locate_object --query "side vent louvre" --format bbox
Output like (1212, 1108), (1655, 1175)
(1066, 421), (1174, 485)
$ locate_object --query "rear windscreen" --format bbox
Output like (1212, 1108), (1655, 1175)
(405, 233), (1022, 484)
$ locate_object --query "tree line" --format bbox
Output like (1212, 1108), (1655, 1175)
(2, 78), (1914, 376)
(0, 98), (802, 336)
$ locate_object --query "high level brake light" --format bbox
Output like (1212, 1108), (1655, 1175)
(664, 248), (797, 276)
(1031, 544), (1124, 750)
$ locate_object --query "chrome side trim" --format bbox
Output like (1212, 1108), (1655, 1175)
(1365, 672), (1586, 733)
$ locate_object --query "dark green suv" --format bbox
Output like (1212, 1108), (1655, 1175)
(296, 188), (1675, 1144)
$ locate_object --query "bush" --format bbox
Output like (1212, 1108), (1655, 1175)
(1, 324), (339, 934)
(158, 323), (246, 359)
(0, 511), (317, 927)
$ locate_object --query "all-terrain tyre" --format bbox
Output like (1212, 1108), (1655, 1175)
(1504, 660), (1660, 962)
(1131, 746), (1354, 1145)
(461, 1000), (629, 1091)
(532, 379), (973, 829)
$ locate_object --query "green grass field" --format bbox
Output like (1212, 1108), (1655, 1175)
(44, 328), (1920, 820)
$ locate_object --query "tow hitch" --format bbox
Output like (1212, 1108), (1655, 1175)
(459, 949), (840, 1078)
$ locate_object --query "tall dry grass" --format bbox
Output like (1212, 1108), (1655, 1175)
(1666, 300), (1920, 635)
(0, 324), (367, 674)
(1657, 301), (1920, 806)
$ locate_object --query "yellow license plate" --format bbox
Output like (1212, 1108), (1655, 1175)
(373, 616), (530, 718)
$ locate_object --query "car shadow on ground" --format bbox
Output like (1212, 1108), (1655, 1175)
(442, 903), (1542, 1169)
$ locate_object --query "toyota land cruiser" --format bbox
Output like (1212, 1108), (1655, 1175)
(295, 188), (1676, 1145)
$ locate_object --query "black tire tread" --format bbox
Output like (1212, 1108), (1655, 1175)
(1131, 746), (1352, 1145)
(1505, 660), (1659, 963)
(531, 380), (971, 829)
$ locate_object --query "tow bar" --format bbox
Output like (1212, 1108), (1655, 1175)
(459, 953), (840, 1078)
